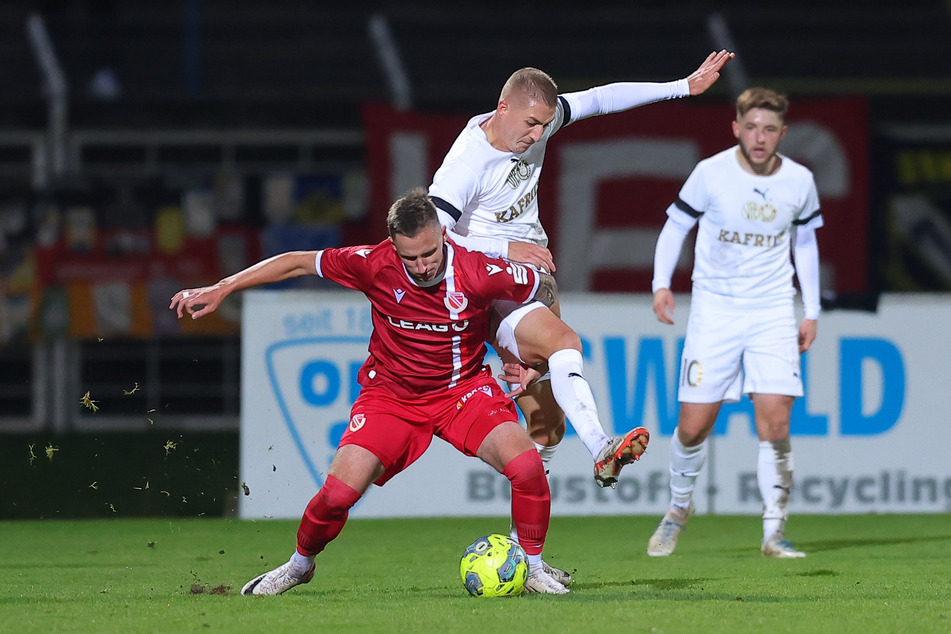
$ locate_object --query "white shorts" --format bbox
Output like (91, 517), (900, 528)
(678, 301), (803, 403)
(492, 300), (547, 364)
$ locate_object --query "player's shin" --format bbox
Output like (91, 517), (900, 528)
(503, 449), (550, 561)
(510, 441), (558, 543)
(296, 475), (362, 561)
(758, 438), (794, 539)
(547, 348), (610, 458)
(669, 434), (707, 507)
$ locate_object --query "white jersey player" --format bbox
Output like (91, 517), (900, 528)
(647, 87), (822, 559)
(427, 52), (734, 585)
(427, 52), (734, 476)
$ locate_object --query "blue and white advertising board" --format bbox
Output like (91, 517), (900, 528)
(240, 291), (950, 519)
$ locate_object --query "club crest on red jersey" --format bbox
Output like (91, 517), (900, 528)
(444, 291), (468, 313)
(348, 413), (366, 432)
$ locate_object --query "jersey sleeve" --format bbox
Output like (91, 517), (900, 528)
(430, 158), (509, 258)
(652, 213), (695, 292)
(429, 159), (481, 229)
(792, 175), (824, 231)
(468, 250), (540, 305)
(446, 229), (509, 259)
(314, 245), (375, 292)
(653, 163), (705, 291)
(792, 225), (822, 319)
(669, 163), (710, 223)
(559, 80), (690, 126)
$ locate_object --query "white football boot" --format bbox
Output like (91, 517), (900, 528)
(647, 502), (695, 557)
(524, 566), (570, 594)
(762, 534), (806, 558)
(542, 560), (573, 587)
(241, 561), (315, 595)
(594, 427), (650, 488)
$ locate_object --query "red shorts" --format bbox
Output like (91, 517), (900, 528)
(339, 366), (518, 485)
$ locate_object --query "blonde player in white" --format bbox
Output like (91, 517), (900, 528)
(429, 52), (734, 584)
(646, 87), (822, 559)
(428, 51), (733, 481)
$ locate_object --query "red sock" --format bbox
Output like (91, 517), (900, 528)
(503, 449), (550, 556)
(296, 475), (362, 557)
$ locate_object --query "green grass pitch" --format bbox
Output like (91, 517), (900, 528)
(1, 514), (948, 633)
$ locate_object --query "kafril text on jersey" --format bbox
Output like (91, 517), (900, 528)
(717, 229), (786, 248)
(494, 183), (538, 223)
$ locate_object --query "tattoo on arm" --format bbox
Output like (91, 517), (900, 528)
(533, 273), (558, 308)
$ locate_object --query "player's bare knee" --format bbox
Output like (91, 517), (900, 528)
(502, 449), (548, 489)
(758, 424), (791, 443)
(548, 328), (582, 355)
(677, 426), (709, 447)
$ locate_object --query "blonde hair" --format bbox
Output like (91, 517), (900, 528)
(736, 87), (789, 121)
(500, 67), (558, 108)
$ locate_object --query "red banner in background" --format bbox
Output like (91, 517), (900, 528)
(31, 227), (257, 339)
(363, 97), (870, 295)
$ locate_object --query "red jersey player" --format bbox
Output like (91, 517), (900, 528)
(170, 188), (577, 594)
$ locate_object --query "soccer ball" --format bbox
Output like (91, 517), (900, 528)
(459, 533), (528, 597)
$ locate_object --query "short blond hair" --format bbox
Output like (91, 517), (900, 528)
(736, 87), (789, 121)
(500, 67), (558, 108)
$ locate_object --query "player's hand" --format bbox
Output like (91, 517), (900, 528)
(686, 49), (735, 95)
(498, 362), (542, 398)
(798, 318), (817, 353)
(653, 288), (675, 325)
(506, 241), (556, 273)
(169, 285), (223, 320)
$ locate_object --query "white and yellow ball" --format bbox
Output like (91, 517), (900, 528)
(459, 533), (528, 597)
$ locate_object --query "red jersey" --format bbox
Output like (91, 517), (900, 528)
(315, 238), (539, 398)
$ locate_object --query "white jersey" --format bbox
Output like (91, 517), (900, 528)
(671, 147), (822, 307)
(429, 107), (558, 249)
(429, 80), (691, 258)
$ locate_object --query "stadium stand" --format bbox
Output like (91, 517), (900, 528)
(1, 1), (950, 128)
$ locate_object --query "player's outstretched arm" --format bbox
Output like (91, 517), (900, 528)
(686, 49), (735, 95)
(445, 224), (556, 273)
(170, 251), (317, 320)
(507, 241), (556, 273)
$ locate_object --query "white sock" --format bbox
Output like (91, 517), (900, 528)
(758, 439), (793, 540)
(290, 550), (315, 574)
(548, 348), (610, 459)
(534, 441), (559, 470)
(527, 553), (543, 573)
(669, 433), (706, 508)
